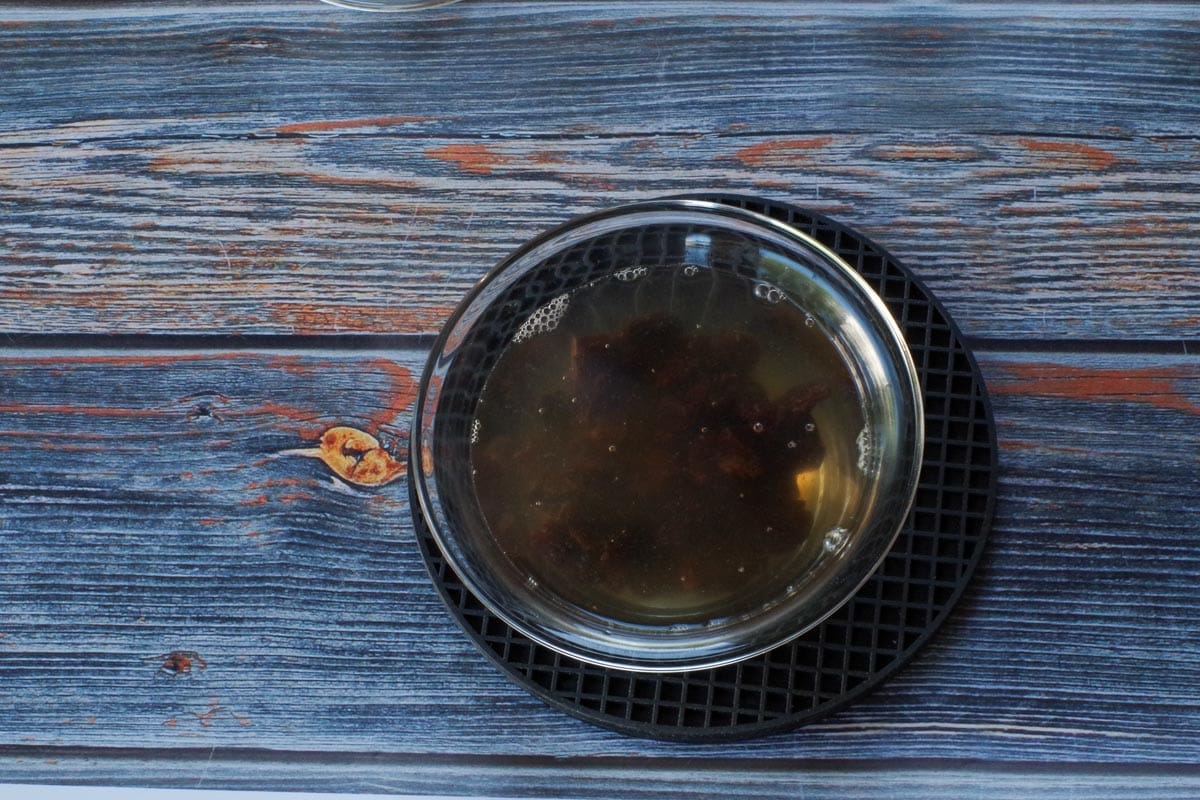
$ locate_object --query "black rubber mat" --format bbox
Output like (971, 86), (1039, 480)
(412, 194), (997, 742)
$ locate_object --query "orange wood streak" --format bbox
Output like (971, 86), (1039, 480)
(244, 477), (308, 490)
(424, 143), (510, 175)
(529, 150), (567, 165)
(266, 301), (455, 335)
(1001, 439), (1093, 455)
(0, 403), (163, 417)
(266, 355), (319, 378)
(1017, 138), (1120, 171)
(992, 363), (1199, 415)
(364, 359), (418, 431)
(732, 137), (834, 167)
(0, 353), (258, 368)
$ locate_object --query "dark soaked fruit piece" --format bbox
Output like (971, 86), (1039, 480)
(507, 313), (827, 611)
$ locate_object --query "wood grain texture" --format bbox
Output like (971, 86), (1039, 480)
(3, 131), (1199, 339)
(4, 753), (1200, 799)
(1, 349), (1198, 767)
(1, 2), (1199, 138)
(3, 0), (1200, 794)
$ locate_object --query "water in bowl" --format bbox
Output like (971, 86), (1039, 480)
(469, 263), (869, 627)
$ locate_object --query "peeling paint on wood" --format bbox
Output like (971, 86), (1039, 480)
(991, 362), (1200, 415)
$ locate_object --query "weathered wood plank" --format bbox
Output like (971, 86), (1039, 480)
(3, 132), (1199, 339)
(1, 349), (1198, 763)
(1, 2), (1198, 139)
(4, 755), (1200, 799)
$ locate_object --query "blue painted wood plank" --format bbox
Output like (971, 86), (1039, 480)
(2, 132), (1198, 339)
(0, 349), (1198, 766)
(1, 2), (1198, 138)
(3, 754), (1200, 799)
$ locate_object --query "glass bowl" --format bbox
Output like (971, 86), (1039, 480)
(411, 199), (923, 671)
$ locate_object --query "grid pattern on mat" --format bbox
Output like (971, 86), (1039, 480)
(412, 194), (997, 742)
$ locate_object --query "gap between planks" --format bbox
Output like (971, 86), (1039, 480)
(3, 746), (1200, 777)
(0, 335), (1196, 358)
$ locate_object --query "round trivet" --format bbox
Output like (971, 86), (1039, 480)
(411, 194), (997, 742)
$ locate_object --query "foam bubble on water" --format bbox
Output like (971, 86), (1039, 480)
(682, 264), (700, 277)
(513, 292), (570, 343)
(786, 440), (797, 449)
(753, 282), (784, 304)
(608, 444), (617, 453)
(805, 422), (816, 432)
(823, 526), (849, 553)
(614, 266), (648, 282)
(470, 418), (481, 445)
(804, 315), (816, 328)
(525, 575), (539, 589)
(752, 421), (765, 433)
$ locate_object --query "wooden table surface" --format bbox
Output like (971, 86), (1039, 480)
(2, 1), (1199, 796)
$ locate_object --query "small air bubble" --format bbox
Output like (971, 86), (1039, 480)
(525, 576), (538, 589)
(700, 426), (709, 434)
(765, 526), (774, 533)
(737, 565), (745, 573)
(804, 315), (815, 328)
(786, 440), (797, 449)
(752, 421), (765, 433)
(571, 396), (577, 404)
(805, 422), (816, 432)
(682, 265), (699, 277)
(754, 283), (784, 304)
(607, 444), (617, 453)
(537, 407), (545, 415)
